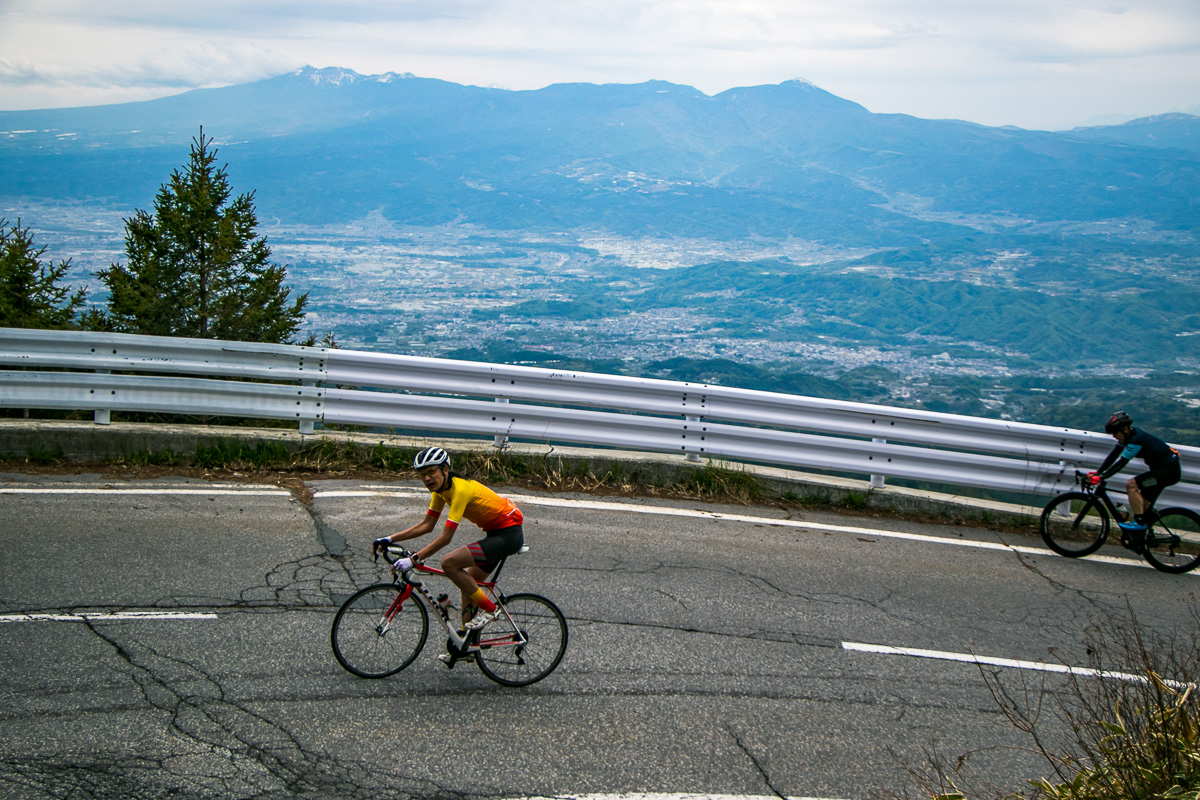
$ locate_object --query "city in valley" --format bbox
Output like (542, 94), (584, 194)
(6, 199), (1200, 434)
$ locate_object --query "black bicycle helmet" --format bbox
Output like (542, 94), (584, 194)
(412, 446), (450, 470)
(1104, 410), (1132, 434)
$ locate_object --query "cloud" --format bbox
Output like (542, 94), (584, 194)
(0, 43), (290, 91)
(952, 3), (1200, 62)
(0, 0), (1198, 126)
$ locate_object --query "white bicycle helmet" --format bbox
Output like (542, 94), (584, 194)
(412, 446), (450, 470)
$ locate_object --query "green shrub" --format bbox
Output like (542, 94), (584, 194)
(794, 491), (835, 507)
(843, 491), (869, 510)
(116, 449), (187, 468)
(193, 439), (291, 469)
(24, 446), (64, 464)
(678, 462), (767, 503)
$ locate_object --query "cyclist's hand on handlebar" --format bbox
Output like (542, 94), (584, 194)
(1085, 471), (1102, 486)
(391, 555), (417, 573)
(372, 537), (392, 558)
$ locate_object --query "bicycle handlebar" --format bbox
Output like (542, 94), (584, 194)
(386, 545), (412, 562)
(371, 542), (413, 564)
(1074, 469), (1107, 492)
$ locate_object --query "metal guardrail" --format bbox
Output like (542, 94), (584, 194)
(0, 371), (324, 423)
(0, 327), (327, 380)
(2, 326), (1197, 506)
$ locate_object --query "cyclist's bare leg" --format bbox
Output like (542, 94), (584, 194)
(1126, 478), (1147, 518)
(459, 567), (489, 624)
(442, 547), (490, 621)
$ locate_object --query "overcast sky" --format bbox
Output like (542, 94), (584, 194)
(1, 0), (1198, 130)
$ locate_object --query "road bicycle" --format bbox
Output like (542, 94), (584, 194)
(1039, 470), (1200, 573)
(330, 545), (568, 686)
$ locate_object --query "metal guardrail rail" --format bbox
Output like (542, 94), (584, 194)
(2, 326), (1197, 506)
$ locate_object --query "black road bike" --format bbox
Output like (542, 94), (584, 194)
(1040, 470), (1200, 574)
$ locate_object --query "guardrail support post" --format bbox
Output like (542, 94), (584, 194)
(493, 398), (510, 449)
(870, 438), (885, 488)
(685, 416), (701, 462)
(299, 381), (315, 435)
(94, 370), (111, 425)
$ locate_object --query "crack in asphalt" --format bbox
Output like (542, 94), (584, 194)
(4, 476), (1178, 799)
(308, 505), (349, 558)
(589, 558), (886, 611)
(992, 531), (1189, 635)
(0, 479), (469, 800)
(0, 613), (462, 800)
(727, 726), (787, 800)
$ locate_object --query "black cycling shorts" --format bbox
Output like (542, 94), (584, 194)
(1134, 458), (1182, 508)
(467, 524), (524, 574)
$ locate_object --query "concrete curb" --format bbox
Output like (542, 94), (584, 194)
(0, 419), (1044, 526)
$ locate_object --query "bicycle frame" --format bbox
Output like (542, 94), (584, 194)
(1071, 475), (1124, 522)
(1062, 471), (1172, 543)
(378, 556), (527, 657)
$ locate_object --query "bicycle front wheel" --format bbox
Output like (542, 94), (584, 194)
(1040, 492), (1110, 557)
(331, 583), (428, 678)
(475, 593), (568, 687)
(1143, 508), (1200, 574)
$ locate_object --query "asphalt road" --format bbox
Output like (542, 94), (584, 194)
(1, 472), (1196, 800)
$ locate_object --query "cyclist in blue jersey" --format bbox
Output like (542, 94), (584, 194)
(1088, 411), (1182, 538)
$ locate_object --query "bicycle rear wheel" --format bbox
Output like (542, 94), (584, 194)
(1040, 492), (1110, 557)
(474, 593), (568, 687)
(1142, 508), (1200, 574)
(331, 583), (428, 678)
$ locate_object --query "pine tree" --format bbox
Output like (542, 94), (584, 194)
(0, 218), (87, 329)
(100, 129), (307, 343)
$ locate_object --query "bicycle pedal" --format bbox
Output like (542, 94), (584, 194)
(439, 652), (474, 668)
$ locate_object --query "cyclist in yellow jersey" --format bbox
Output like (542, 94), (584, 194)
(372, 447), (524, 633)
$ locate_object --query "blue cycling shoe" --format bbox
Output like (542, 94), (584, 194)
(1117, 520), (1147, 532)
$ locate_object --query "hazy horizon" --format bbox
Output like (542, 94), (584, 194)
(2, 1), (1198, 131)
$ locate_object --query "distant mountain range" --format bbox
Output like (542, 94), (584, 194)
(2, 66), (1198, 247)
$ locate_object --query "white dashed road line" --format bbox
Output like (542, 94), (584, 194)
(0, 611), (219, 624)
(0, 487), (290, 496)
(507, 795), (852, 800)
(843, 641), (1194, 689)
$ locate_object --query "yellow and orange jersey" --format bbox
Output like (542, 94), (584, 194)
(427, 476), (523, 533)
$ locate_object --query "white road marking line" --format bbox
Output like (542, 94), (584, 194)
(319, 489), (429, 497)
(0, 611), (219, 624)
(314, 488), (1163, 571)
(842, 641), (1192, 688)
(508, 795), (853, 800)
(3, 484), (1160, 572)
(0, 487), (289, 495)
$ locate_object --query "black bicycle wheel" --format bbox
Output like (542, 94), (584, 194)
(474, 593), (568, 687)
(331, 583), (428, 678)
(1040, 492), (1110, 557)
(1142, 507), (1200, 574)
